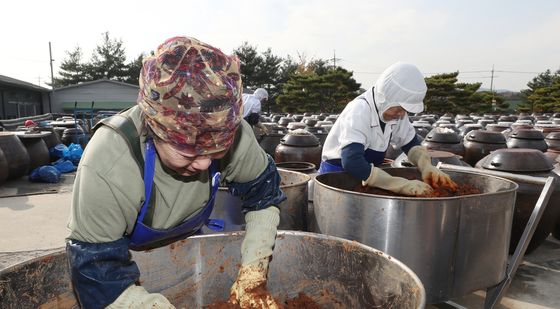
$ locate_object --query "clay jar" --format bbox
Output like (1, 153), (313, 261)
(477, 119), (495, 128)
(0, 132), (31, 179)
(507, 129), (548, 152)
(0, 148), (8, 185)
(535, 124), (560, 134)
(305, 126), (329, 147)
(277, 117), (294, 127)
(16, 132), (51, 171)
(39, 127), (63, 149)
(476, 149), (560, 254)
(62, 127), (87, 148)
(258, 123), (288, 157)
(486, 123), (511, 133)
(458, 124), (483, 138)
(421, 128), (465, 157)
(286, 122), (307, 131)
(544, 132), (560, 162)
(463, 130), (507, 166)
(412, 121), (433, 138)
(275, 129), (322, 168)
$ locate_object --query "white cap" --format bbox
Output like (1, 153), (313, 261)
(374, 62), (426, 114)
(253, 88), (268, 101)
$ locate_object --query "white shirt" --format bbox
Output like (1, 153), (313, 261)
(242, 93), (262, 118)
(321, 88), (416, 161)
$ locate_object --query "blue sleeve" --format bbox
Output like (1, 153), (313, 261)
(401, 134), (422, 155)
(66, 238), (140, 309)
(228, 155), (287, 213)
(341, 143), (371, 181)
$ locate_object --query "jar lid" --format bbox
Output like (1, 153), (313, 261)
(546, 132), (560, 140)
(508, 129), (545, 140)
(478, 148), (552, 172)
(305, 126), (328, 135)
(466, 130), (506, 144)
(425, 128), (461, 143)
(280, 129), (320, 146)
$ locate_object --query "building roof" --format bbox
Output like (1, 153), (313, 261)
(55, 78), (139, 91)
(0, 74), (51, 92)
(62, 101), (136, 111)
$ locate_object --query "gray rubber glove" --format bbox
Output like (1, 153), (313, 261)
(230, 207), (281, 308)
(106, 285), (175, 309)
(362, 164), (433, 196)
(407, 146), (458, 190)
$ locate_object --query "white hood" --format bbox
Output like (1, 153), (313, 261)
(373, 62), (427, 121)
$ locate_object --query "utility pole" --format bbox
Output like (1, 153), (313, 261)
(49, 42), (54, 113)
(331, 50), (341, 69)
(490, 64), (496, 111)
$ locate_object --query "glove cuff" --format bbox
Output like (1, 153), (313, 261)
(241, 207), (280, 267)
(408, 146), (432, 170)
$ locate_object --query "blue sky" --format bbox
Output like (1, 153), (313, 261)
(2, 0), (559, 91)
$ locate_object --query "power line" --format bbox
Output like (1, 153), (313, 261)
(494, 70), (540, 74)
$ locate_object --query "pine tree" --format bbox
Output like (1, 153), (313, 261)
(424, 72), (483, 114)
(51, 46), (89, 87)
(520, 69), (560, 112)
(234, 42), (263, 89)
(86, 32), (129, 81)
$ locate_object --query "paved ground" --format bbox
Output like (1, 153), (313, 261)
(1, 174), (559, 308)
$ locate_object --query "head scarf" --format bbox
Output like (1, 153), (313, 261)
(138, 36), (242, 155)
(373, 62), (426, 122)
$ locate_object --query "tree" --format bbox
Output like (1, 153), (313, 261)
(520, 69), (560, 112)
(277, 66), (361, 113)
(470, 91), (508, 114)
(125, 54), (144, 86)
(256, 48), (283, 112)
(86, 32), (129, 81)
(51, 46), (89, 87)
(234, 42), (264, 89)
(424, 72), (482, 114)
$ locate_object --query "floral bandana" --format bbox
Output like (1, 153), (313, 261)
(138, 36), (242, 155)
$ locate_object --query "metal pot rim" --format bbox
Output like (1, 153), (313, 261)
(315, 169), (518, 200)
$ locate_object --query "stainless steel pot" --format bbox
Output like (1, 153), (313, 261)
(202, 169), (311, 233)
(312, 168), (518, 304)
(0, 231), (426, 308)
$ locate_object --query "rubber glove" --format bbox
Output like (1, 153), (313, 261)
(407, 146), (458, 190)
(255, 122), (269, 134)
(230, 207), (280, 308)
(106, 285), (175, 309)
(362, 164), (433, 196)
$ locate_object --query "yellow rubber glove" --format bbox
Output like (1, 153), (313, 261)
(255, 122), (269, 134)
(106, 285), (175, 309)
(362, 165), (433, 196)
(230, 207), (281, 308)
(407, 146), (458, 190)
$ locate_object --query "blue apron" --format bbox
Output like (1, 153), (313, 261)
(128, 138), (223, 249)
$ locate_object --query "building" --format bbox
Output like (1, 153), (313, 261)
(51, 79), (139, 114)
(0, 75), (51, 119)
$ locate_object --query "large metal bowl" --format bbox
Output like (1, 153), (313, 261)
(312, 168), (518, 304)
(0, 231), (426, 308)
(202, 168), (311, 233)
